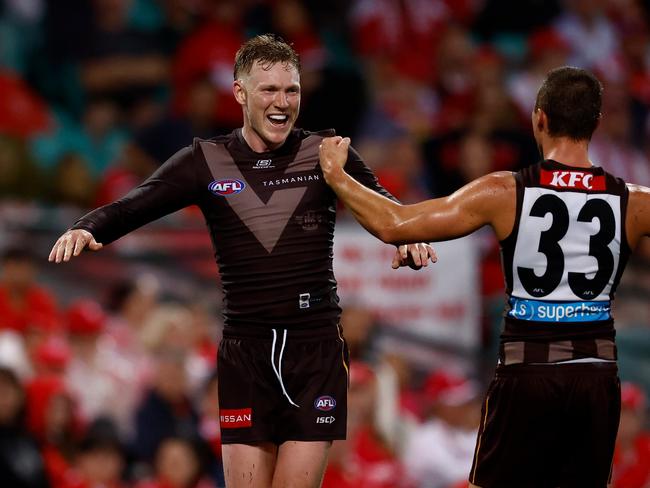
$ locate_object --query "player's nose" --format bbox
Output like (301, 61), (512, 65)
(274, 91), (290, 108)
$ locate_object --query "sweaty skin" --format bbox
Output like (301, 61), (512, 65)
(318, 137), (650, 254)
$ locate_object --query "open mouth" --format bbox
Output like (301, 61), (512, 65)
(267, 114), (289, 127)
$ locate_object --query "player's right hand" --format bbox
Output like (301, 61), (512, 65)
(319, 136), (350, 181)
(48, 229), (103, 263)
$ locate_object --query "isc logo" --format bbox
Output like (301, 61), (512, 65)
(314, 396), (336, 411)
(316, 416), (335, 424)
(209, 179), (246, 196)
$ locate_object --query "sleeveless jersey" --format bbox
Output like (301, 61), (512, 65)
(499, 159), (631, 364)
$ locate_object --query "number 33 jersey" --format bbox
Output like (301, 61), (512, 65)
(499, 159), (631, 364)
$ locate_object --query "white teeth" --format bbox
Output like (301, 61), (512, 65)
(268, 115), (288, 121)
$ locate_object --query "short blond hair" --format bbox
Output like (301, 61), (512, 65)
(234, 34), (300, 80)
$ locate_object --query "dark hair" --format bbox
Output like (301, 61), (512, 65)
(0, 367), (26, 427)
(535, 67), (603, 141)
(1, 246), (35, 264)
(105, 280), (136, 312)
(78, 418), (123, 454)
(233, 34), (300, 80)
(156, 434), (208, 484)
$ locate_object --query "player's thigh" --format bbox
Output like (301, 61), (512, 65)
(271, 440), (332, 488)
(222, 442), (277, 488)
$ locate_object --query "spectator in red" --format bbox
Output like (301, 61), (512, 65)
(26, 375), (82, 488)
(0, 70), (52, 139)
(64, 299), (128, 425)
(401, 370), (481, 488)
(135, 436), (214, 488)
(0, 247), (59, 334)
(22, 315), (65, 380)
(33, 336), (71, 378)
(90, 277), (160, 437)
(61, 421), (126, 488)
(350, 0), (448, 84)
(323, 361), (413, 488)
(611, 382), (650, 488)
(171, 0), (245, 129)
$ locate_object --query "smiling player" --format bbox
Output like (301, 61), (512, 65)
(48, 34), (434, 488)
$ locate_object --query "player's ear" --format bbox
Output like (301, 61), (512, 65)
(233, 80), (246, 105)
(536, 108), (548, 133)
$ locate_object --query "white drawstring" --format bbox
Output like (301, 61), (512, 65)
(271, 329), (300, 407)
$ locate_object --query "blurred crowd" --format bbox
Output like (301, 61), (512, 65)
(1, 0), (650, 487)
(0, 0), (649, 206)
(0, 246), (648, 488)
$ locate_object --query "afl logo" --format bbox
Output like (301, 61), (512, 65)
(314, 396), (336, 411)
(209, 179), (245, 196)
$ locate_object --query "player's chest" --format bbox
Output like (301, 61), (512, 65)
(203, 153), (332, 211)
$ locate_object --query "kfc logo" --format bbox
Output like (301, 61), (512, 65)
(541, 170), (605, 191)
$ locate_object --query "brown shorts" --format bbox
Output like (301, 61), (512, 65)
(217, 324), (349, 445)
(470, 362), (620, 488)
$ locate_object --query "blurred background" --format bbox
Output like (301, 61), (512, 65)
(0, 0), (649, 487)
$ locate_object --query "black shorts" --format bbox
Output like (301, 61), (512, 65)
(470, 362), (620, 488)
(217, 324), (349, 445)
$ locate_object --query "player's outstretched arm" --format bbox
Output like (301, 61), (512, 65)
(48, 229), (103, 263)
(319, 137), (513, 244)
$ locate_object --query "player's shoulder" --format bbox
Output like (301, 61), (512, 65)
(194, 129), (238, 149)
(626, 183), (650, 206)
(626, 182), (650, 195)
(300, 128), (336, 139)
(452, 172), (516, 216)
(292, 128), (342, 158)
(478, 171), (517, 192)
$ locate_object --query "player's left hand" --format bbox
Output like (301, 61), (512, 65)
(391, 243), (437, 270)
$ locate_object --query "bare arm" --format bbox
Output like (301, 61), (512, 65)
(344, 140), (437, 268)
(319, 137), (515, 244)
(625, 184), (650, 250)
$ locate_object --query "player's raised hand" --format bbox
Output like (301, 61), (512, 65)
(48, 229), (103, 263)
(391, 243), (437, 270)
(319, 136), (350, 182)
